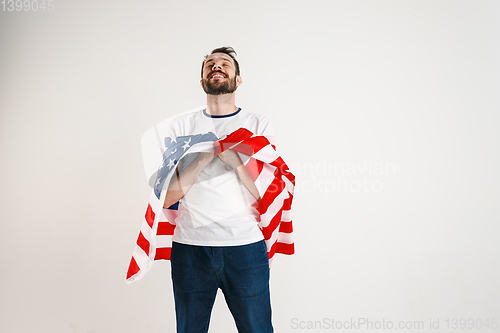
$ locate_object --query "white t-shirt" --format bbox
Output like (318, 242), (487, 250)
(166, 108), (274, 246)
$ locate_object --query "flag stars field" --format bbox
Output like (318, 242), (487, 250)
(182, 138), (191, 151)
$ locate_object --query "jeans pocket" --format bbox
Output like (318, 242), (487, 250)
(259, 239), (268, 255)
(258, 240), (270, 266)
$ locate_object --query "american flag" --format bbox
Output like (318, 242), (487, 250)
(153, 132), (219, 199)
(126, 127), (295, 283)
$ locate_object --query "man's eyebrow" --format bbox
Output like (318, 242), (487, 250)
(205, 58), (232, 64)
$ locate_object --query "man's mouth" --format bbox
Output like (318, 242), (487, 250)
(210, 72), (226, 79)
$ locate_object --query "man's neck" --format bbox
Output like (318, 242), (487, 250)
(206, 93), (238, 116)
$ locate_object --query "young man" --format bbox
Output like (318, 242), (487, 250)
(164, 47), (275, 333)
(128, 46), (294, 332)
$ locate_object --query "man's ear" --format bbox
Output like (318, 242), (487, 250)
(236, 75), (242, 87)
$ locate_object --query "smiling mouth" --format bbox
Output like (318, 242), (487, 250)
(210, 72), (226, 79)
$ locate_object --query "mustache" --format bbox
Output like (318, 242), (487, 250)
(209, 70), (227, 78)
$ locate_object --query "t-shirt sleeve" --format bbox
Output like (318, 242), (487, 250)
(143, 119), (180, 188)
(257, 115), (276, 146)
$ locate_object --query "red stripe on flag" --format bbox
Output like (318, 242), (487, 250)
(239, 136), (270, 154)
(270, 155), (285, 167)
(268, 240), (277, 259)
(257, 159), (264, 175)
(282, 196), (292, 211)
(214, 128), (253, 155)
(279, 220), (293, 233)
(145, 204), (155, 228)
(157, 221), (176, 236)
(126, 257), (140, 280)
(258, 176), (285, 215)
(276, 242), (295, 255)
(262, 207), (283, 239)
(221, 127), (253, 143)
(233, 141), (256, 156)
(154, 247), (171, 260)
(137, 232), (150, 256)
(219, 132), (273, 158)
(245, 158), (263, 182)
(268, 156), (295, 183)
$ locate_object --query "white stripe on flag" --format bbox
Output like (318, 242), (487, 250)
(284, 176), (294, 195)
(252, 144), (278, 163)
(255, 163), (276, 198)
(281, 210), (292, 223)
(132, 247), (152, 271)
(260, 188), (288, 228)
(140, 221), (154, 243)
(277, 232), (294, 244)
(156, 235), (173, 248)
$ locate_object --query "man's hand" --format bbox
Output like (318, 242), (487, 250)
(218, 149), (261, 202)
(217, 149), (243, 170)
(163, 151), (215, 208)
(197, 151), (216, 166)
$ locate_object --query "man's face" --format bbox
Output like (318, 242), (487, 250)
(201, 53), (241, 95)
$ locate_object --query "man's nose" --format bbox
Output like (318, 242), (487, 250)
(212, 62), (222, 70)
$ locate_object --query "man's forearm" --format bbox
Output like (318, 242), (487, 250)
(219, 149), (261, 202)
(233, 163), (261, 202)
(163, 153), (213, 208)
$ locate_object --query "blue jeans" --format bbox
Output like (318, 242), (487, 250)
(170, 240), (273, 333)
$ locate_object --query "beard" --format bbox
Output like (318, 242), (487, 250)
(202, 73), (238, 95)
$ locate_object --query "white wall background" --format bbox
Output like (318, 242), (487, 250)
(1, 1), (499, 332)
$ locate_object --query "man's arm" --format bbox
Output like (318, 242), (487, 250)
(163, 152), (214, 208)
(218, 149), (261, 202)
